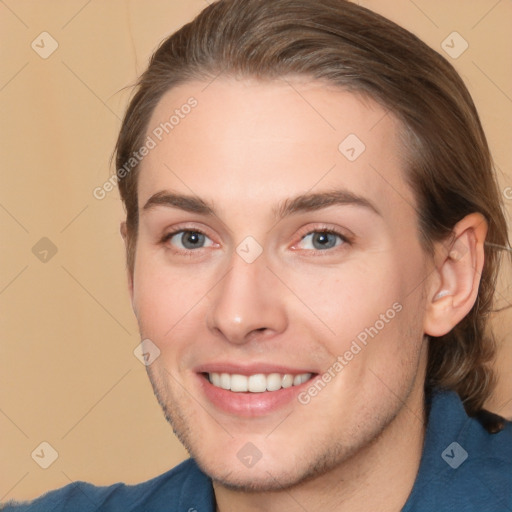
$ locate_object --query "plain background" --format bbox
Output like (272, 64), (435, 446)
(1, 0), (511, 502)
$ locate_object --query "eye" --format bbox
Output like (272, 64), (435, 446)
(166, 230), (215, 250)
(297, 231), (347, 251)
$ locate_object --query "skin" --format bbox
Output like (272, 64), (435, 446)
(122, 77), (487, 512)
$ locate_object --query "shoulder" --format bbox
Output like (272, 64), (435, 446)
(403, 389), (512, 512)
(451, 406), (512, 509)
(1, 458), (214, 512)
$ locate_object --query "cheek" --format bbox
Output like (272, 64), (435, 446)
(287, 247), (427, 365)
(131, 251), (207, 340)
(288, 258), (403, 341)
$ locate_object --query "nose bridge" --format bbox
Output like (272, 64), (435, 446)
(207, 250), (287, 343)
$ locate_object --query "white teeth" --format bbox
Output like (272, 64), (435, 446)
(248, 374), (267, 392)
(210, 372), (221, 387)
(230, 374), (248, 392)
(282, 374), (294, 388)
(266, 373), (283, 391)
(295, 374), (310, 385)
(220, 373), (231, 390)
(208, 372), (313, 393)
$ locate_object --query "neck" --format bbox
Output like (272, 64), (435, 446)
(214, 380), (426, 512)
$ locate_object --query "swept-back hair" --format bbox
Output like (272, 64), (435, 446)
(115, 0), (510, 420)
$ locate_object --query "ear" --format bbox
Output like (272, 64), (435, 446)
(120, 221), (134, 301)
(424, 212), (488, 337)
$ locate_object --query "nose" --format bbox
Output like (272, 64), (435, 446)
(206, 251), (288, 345)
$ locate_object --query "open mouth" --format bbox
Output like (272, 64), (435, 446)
(204, 372), (315, 393)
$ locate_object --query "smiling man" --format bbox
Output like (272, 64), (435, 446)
(3, 0), (511, 511)
(134, 79), (431, 504)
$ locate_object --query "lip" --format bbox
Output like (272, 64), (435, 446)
(195, 362), (318, 376)
(195, 362), (318, 417)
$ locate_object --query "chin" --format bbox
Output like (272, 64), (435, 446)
(190, 436), (357, 493)
(200, 458), (314, 493)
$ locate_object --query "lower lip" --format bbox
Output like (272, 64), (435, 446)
(198, 374), (315, 416)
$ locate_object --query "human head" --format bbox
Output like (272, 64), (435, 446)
(115, 0), (508, 418)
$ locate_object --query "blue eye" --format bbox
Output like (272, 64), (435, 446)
(299, 231), (346, 250)
(167, 230), (214, 250)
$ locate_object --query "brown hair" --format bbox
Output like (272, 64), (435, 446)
(115, 0), (510, 420)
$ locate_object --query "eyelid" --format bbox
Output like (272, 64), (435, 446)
(160, 222), (215, 241)
(290, 224), (353, 251)
(160, 224), (220, 253)
(161, 228), (209, 243)
(166, 230), (213, 244)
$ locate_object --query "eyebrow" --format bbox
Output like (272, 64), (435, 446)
(142, 191), (215, 215)
(142, 189), (381, 218)
(275, 190), (381, 218)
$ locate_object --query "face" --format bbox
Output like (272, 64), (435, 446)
(129, 77), (432, 491)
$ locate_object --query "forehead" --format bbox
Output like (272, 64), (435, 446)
(138, 77), (416, 221)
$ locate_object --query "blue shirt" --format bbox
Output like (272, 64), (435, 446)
(2, 389), (511, 511)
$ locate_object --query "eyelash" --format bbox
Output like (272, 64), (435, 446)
(160, 227), (215, 255)
(160, 226), (352, 255)
(292, 227), (352, 254)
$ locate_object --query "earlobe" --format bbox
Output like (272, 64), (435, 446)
(120, 221), (128, 242)
(120, 221), (134, 301)
(424, 213), (488, 337)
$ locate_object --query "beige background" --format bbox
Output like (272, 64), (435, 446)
(1, 0), (511, 502)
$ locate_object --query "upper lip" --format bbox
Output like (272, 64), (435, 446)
(194, 362), (318, 376)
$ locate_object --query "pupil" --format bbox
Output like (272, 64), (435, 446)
(182, 232), (204, 249)
(313, 232), (336, 249)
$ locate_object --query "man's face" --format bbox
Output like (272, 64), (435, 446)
(130, 78), (432, 490)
